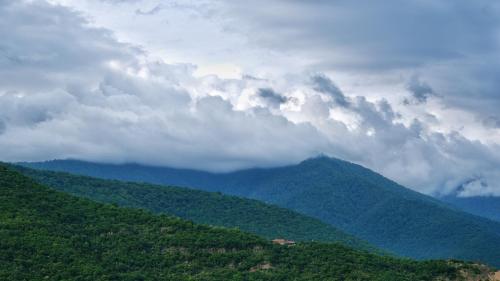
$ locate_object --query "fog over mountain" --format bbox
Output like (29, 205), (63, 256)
(2, 0), (500, 196)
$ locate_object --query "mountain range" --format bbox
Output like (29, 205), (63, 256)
(4, 164), (494, 280)
(21, 157), (500, 267)
(440, 195), (500, 223)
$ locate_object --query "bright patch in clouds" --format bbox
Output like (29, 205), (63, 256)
(2, 0), (500, 197)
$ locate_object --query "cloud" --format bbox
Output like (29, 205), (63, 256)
(0, 119), (5, 135)
(301, 79), (500, 196)
(2, 0), (500, 197)
(222, 0), (500, 70)
(99, 0), (140, 3)
(218, 0), (500, 129)
(49, 0), (500, 124)
(483, 116), (500, 129)
(0, 0), (329, 172)
(135, 4), (162, 15)
(311, 74), (350, 107)
(404, 76), (436, 104)
(0, 0), (137, 92)
(256, 88), (289, 107)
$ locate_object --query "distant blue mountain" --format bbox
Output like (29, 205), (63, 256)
(440, 195), (500, 223)
(22, 157), (500, 267)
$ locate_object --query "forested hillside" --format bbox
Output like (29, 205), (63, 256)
(13, 165), (374, 251)
(440, 195), (500, 223)
(22, 157), (500, 267)
(1, 164), (491, 281)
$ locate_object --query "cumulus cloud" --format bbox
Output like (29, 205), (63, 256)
(256, 88), (290, 108)
(296, 78), (500, 196)
(219, 0), (500, 126)
(311, 75), (350, 107)
(2, 0), (500, 197)
(0, 0), (329, 172)
(0, 0), (137, 92)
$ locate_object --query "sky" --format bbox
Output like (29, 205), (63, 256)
(1, 0), (500, 197)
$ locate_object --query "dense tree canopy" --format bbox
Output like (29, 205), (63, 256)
(23, 158), (500, 267)
(14, 165), (374, 251)
(0, 165), (493, 280)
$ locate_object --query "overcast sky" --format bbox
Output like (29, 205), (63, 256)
(2, 0), (500, 197)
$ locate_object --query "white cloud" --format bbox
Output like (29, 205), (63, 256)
(0, 0), (328, 172)
(2, 0), (500, 197)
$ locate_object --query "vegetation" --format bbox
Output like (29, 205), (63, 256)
(13, 165), (374, 251)
(0, 164), (493, 280)
(22, 157), (500, 267)
(440, 195), (500, 223)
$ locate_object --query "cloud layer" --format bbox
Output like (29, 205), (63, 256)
(0, 1), (328, 171)
(2, 0), (500, 197)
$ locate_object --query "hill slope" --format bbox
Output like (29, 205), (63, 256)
(22, 158), (500, 267)
(439, 195), (500, 223)
(12, 165), (374, 251)
(1, 164), (489, 281)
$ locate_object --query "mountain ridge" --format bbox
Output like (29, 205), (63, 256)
(21, 157), (500, 267)
(2, 163), (492, 280)
(439, 195), (500, 223)
(11, 164), (376, 252)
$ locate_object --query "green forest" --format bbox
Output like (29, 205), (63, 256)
(14, 164), (374, 251)
(24, 158), (500, 266)
(0, 164), (493, 281)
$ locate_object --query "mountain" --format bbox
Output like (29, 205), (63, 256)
(12, 165), (374, 251)
(3, 164), (493, 281)
(439, 195), (500, 223)
(22, 157), (500, 267)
